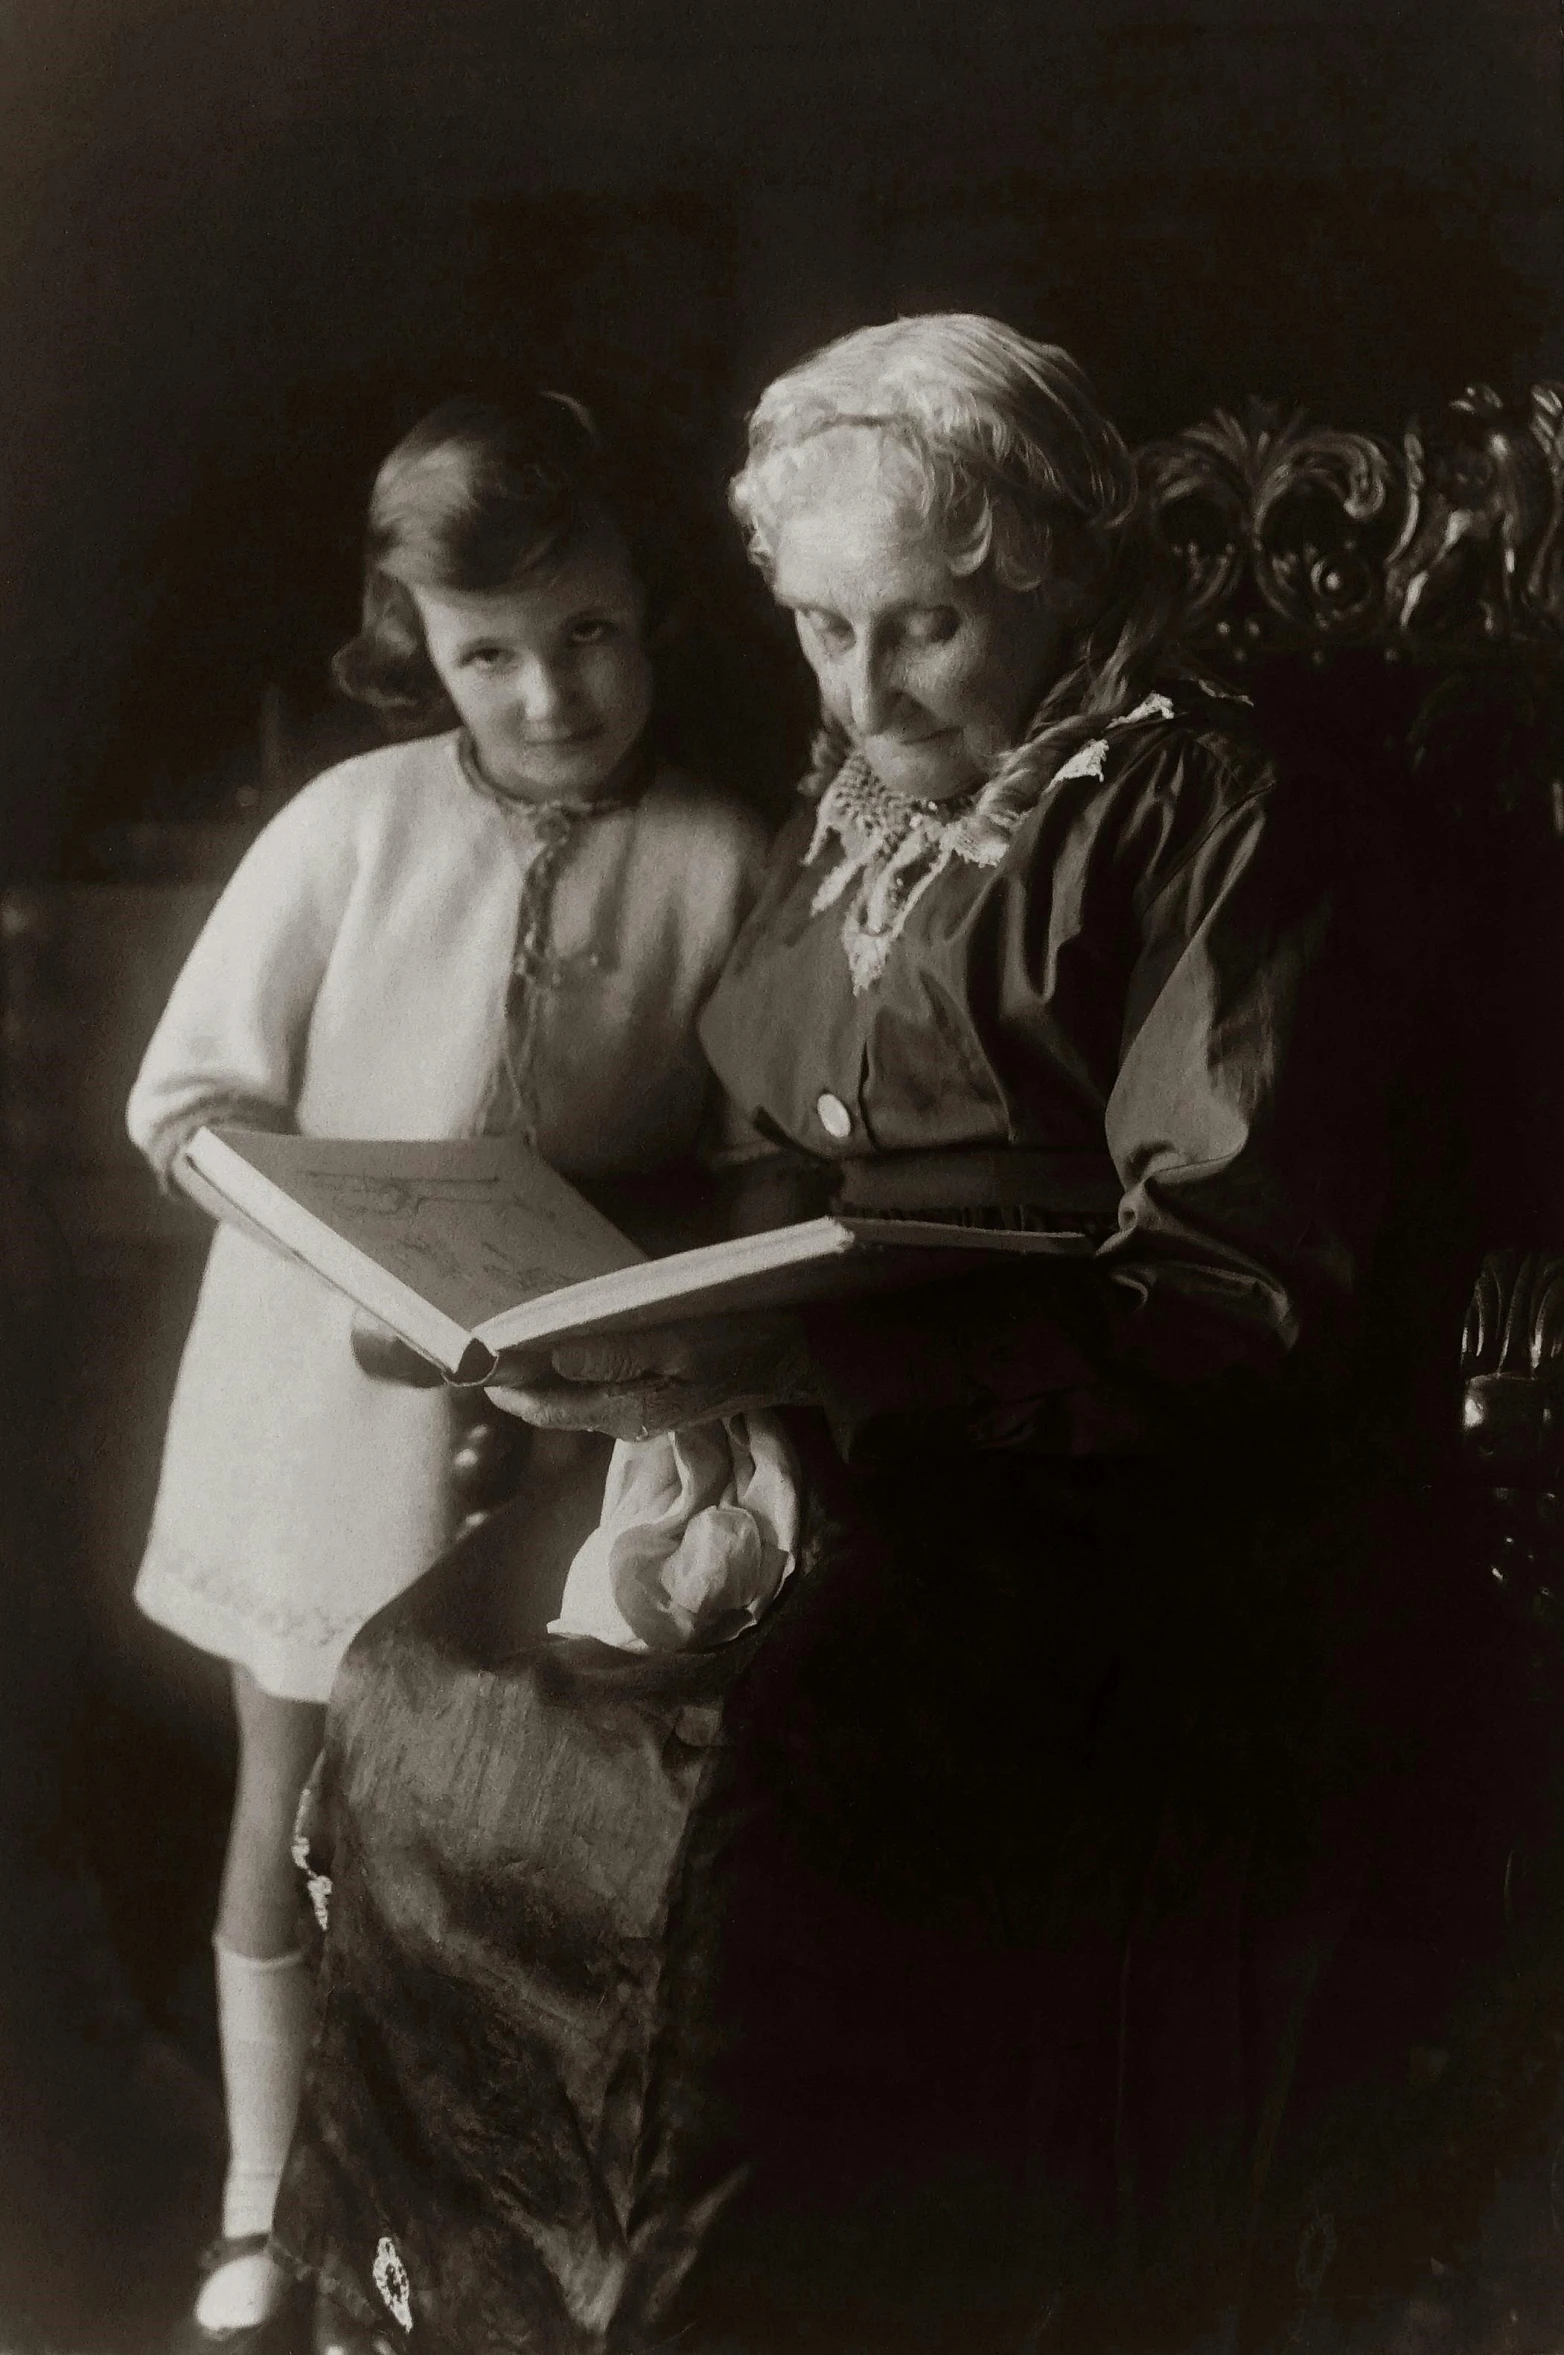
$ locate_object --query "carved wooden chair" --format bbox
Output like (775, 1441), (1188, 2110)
(1136, 383), (1564, 1626)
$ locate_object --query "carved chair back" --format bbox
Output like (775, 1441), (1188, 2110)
(1141, 386), (1564, 1622)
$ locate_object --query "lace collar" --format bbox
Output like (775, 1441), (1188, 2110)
(804, 694), (1175, 994)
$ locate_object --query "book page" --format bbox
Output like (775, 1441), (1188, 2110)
(472, 1212), (1094, 1360)
(213, 1131), (646, 1333)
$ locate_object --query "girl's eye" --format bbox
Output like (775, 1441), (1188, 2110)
(567, 616), (615, 646)
(461, 645), (511, 672)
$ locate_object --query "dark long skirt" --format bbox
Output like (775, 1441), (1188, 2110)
(273, 1425), (1530, 2355)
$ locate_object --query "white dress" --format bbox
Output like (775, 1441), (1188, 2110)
(127, 733), (768, 1700)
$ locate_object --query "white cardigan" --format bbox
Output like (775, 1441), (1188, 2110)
(128, 732), (769, 1701)
(129, 731), (768, 1173)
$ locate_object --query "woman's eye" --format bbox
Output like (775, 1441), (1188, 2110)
(801, 611), (852, 653)
(567, 616), (615, 647)
(461, 645), (511, 673)
(902, 609), (960, 648)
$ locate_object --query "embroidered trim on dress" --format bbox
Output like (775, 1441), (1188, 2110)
(804, 695), (1174, 994)
(137, 1531), (379, 1651)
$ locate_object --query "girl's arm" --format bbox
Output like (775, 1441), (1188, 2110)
(126, 772), (359, 1195)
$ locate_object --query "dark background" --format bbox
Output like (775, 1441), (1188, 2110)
(3, 0), (1562, 877)
(0, 3), (1561, 2346)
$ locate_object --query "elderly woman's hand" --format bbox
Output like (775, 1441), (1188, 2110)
(484, 1310), (816, 1440)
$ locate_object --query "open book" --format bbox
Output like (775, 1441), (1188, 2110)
(183, 1127), (1098, 1385)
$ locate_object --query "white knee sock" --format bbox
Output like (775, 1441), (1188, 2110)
(214, 1939), (312, 2241)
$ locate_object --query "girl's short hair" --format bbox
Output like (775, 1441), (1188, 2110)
(729, 314), (1178, 806)
(334, 390), (673, 729)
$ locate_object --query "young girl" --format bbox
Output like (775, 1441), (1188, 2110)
(126, 391), (769, 2349)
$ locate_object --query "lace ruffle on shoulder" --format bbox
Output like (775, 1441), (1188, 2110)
(805, 694), (1174, 993)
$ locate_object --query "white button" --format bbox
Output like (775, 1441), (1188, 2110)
(816, 1092), (853, 1140)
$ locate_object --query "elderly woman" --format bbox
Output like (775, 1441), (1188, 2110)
(275, 316), (1439, 2354)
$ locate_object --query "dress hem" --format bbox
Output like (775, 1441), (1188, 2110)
(135, 1559), (352, 1704)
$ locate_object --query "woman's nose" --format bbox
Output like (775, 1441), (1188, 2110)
(840, 640), (900, 737)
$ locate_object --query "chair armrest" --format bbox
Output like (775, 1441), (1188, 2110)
(1461, 1249), (1564, 1623)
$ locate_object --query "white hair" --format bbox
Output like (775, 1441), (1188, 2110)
(730, 313), (1137, 591)
(729, 313), (1173, 817)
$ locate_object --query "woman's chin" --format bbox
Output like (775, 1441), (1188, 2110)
(861, 736), (981, 802)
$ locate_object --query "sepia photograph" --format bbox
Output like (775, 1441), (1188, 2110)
(3, 4), (1564, 2349)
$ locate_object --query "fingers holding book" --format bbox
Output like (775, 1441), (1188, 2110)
(484, 1311), (816, 1439)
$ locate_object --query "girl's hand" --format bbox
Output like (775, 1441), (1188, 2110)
(484, 1311), (816, 1440)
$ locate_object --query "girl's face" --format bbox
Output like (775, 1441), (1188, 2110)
(412, 513), (654, 803)
(768, 429), (1066, 802)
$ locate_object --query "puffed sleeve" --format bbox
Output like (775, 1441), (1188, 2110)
(803, 765), (1389, 1462)
(125, 771), (360, 1183)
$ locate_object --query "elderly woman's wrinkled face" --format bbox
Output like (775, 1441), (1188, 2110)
(769, 429), (1067, 801)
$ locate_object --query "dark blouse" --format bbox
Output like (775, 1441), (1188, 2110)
(699, 693), (1385, 1463)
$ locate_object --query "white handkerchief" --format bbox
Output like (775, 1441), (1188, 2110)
(549, 1411), (802, 1652)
